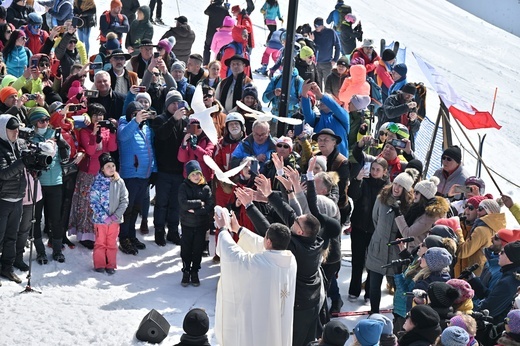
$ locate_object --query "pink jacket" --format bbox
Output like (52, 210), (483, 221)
(211, 27), (234, 58)
(78, 126), (118, 175)
(338, 64), (370, 107)
(177, 135), (215, 181)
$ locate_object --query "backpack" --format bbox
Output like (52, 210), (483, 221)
(367, 76), (383, 113)
(99, 10), (124, 43)
(216, 41), (243, 62)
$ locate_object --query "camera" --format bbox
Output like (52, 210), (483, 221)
(90, 62), (103, 70)
(98, 120), (116, 132)
(68, 104), (83, 112)
(136, 86), (147, 93)
(26, 94), (38, 101)
(21, 144), (53, 171)
(147, 111), (157, 119)
(18, 127), (35, 140)
(188, 134), (198, 149)
(154, 52), (160, 59)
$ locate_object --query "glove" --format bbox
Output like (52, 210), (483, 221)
(390, 203), (401, 216)
(359, 123), (368, 135)
(149, 172), (158, 188)
(458, 269), (476, 281)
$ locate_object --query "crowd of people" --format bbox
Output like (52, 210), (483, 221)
(0, 0), (519, 345)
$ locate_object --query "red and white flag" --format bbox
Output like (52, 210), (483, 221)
(413, 53), (501, 130)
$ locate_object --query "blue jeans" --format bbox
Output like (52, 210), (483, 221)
(153, 172), (182, 233)
(0, 199), (23, 271)
(120, 178), (149, 240)
(78, 26), (91, 56)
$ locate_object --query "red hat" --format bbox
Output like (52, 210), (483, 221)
(496, 229), (520, 245)
(231, 5), (241, 13)
(434, 217), (460, 233)
(466, 194), (491, 210)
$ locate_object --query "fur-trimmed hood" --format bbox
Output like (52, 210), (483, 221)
(425, 196), (450, 218)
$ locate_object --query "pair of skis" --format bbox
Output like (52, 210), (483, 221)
(380, 39), (400, 56)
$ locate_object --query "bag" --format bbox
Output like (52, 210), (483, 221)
(61, 161), (79, 177)
(367, 76), (383, 112)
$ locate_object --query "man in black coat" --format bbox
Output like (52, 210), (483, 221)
(203, 0), (229, 65)
(161, 16), (196, 64)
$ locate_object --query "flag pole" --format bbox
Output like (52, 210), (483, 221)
(442, 112), (503, 195)
(491, 87), (498, 115)
(422, 100), (444, 179)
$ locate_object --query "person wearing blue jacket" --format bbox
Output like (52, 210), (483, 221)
(312, 17), (341, 89)
(27, 107), (70, 264)
(301, 81), (350, 157)
(3, 29), (31, 78)
(117, 100), (155, 255)
(326, 0), (345, 36)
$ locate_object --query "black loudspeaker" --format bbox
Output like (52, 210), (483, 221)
(136, 309), (171, 344)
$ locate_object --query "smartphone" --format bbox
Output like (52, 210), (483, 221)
(136, 86), (147, 93)
(179, 100), (191, 111)
(69, 104), (82, 112)
(363, 161), (371, 177)
(26, 94), (38, 100)
(249, 160), (259, 176)
(71, 17), (80, 28)
(300, 174), (307, 183)
(31, 59), (38, 69)
(454, 185), (473, 194)
(154, 52), (160, 59)
(147, 110), (157, 119)
(390, 139), (407, 149)
(54, 128), (61, 140)
(83, 90), (99, 98)
(90, 62), (103, 70)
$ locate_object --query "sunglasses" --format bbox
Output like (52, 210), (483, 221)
(379, 131), (389, 137)
(478, 206), (485, 212)
(442, 156), (453, 162)
(153, 72), (161, 76)
(464, 204), (475, 211)
(38, 118), (50, 123)
(32, 25), (42, 29)
(203, 93), (214, 98)
(19, 36), (28, 41)
(69, 41), (77, 44)
(276, 143), (290, 149)
(112, 56), (126, 61)
(493, 234), (506, 243)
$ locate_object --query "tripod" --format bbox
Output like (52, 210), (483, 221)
(20, 171), (42, 294)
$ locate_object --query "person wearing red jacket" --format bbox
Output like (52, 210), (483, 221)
(218, 25), (250, 78)
(231, 5), (255, 50)
(350, 38), (379, 79)
(177, 118), (215, 183)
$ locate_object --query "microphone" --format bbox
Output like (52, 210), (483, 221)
(381, 258), (411, 269)
(387, 201), (401, 214)
(387, 237), (414, 246)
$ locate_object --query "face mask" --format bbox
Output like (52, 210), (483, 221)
(229, 127), (241, 136)
(36, 127), (47, 135)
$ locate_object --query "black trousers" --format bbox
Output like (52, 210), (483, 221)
(0, 199), (23, 271)
(368, 270), (384, 313)
(349, 227), (373, 298)
(180, 225), (207, 272)
(61, 171), (78, 233)
(149, 0), (162, 18)
(293, 304), (320, 346)
(35, 185), (64, 248)
(17, 203), (40, 262)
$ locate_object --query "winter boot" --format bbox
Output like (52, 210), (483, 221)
(36, 252), (48, 265)
(156, 18), (165, 25)
(130, 237), (146, 250)
(202, 240), (210, 257)
(62, 236), (75, 249)
(13, 254), (29, 271)
(0, 269), (22, 283)
(166, 231), (181, 245)
(140, 219), (149, 235)
(52, 239), (65, 263)
(119, 238), (138, 255)
(330, 298), (344, 314)
(190, 271), (200, 287)
(181, 264), (191, 287)
(155, 228), (166, 246)
(255, 64), (268, 76)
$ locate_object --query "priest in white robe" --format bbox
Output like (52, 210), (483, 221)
(214, 209), (297, 346)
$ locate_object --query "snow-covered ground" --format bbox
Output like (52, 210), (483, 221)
(2, 0), (519, 345)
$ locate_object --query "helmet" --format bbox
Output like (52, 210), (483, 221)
(465, 176), (485, 193)
(28, 13), (43, 25)
(385, 122), (410, 139)
(225, 112), (245, 125)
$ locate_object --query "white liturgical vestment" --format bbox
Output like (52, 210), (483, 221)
(215, 228), (297, 346)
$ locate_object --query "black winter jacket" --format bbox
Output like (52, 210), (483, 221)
(151, 113), (187, 174)
(162, 25), (196, 64)
(203, 3), (230, 41)
(348, 175), (388, 232)
(294, 56), (319, 84)
(0, 136), (26, 200)
(7, 2), (34, 29)
(178, 179), (214, 229)
(246, 192), (324, 310)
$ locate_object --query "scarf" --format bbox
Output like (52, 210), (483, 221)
(381, 154), (401, 181)
(218, 72), (245, 109)
(404, 202), (426, 227)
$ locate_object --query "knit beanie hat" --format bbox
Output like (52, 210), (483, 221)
(136, 92), (151, 105)
(276, 136), (293, 151)
(410, 305), (440, 329)
(479, 199), (501, 214)
(300, 46), (314, 59)
(429, 225), (458, 242)
(111, 0), (122, 10)
(449, 315), (470, 331)
(157, 36), (176, 54)
(322, 320), (350, 346)
(406, 159), (423, 177)
(496, 229), (520, 245)
(466, 195), (489, 210)
(98, 152), (115, 171)
(441, 326), (470, 346)
(446, 279), (475, 305)
(337, 56), (350, 67)
(423, 247), (452, 272)
(28, 107), (50, 125)
(427, 281), (460, 308)
(28, 12), (43, 25)
(315, 155), (327, 172)
(350, 95), (371, 111)
(222, 16), (236, 27)
(0, 86), (18, 103)
(504, 241), (520, 264)
(434, 217), (460, 236)
(369, 313), (394, 336)
(125, 101), (144, 121)
(506, 310), (520, 335)
(183, 308), (209, 336)
(354, 319), (384, 346)
(186, 160), (202, 178)
(171, 60), (186, 72)
(414, 176), (439, 200)
(242, 86), (258, 100)
(424, 235), (445, 249)
(393, 171), (415, 191)
(67, 80), (84, 100)
(164, 90), (183, 110)
(1, 75), (17, 88)
(393, 63), (407, 77)
(442, 146), (462, 164)
(104, 36), (121, 51)
(382, 49), (396, 62)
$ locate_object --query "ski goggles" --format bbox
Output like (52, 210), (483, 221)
(386, 122), (409, 139)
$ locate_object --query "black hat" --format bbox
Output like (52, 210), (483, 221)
(175, 16), (188, 24)
(424, 235), (445, 249)
(98, 153), (115, 170)
(224, 54), (250, 67)
(125, 101), (144, 121)
(428, 281), (460, 308)
(183, 308), (209, 336)
(138, 38), (156, 48)
(409, 305), (440, 329)
(442, 145), (462, 164)
(6, 117), (21, 130)
(381, 49), (396, 62)
(429, 225), (458, 243)
(406, 159), (423, 177)
(336, 56), (350, 67)
(401, 82), (417, 96)
(314, 17), (324, 27)
(242, 85), (258, 100)
(106, 49), (131, 60)
(312, 128), (342, 144)
(322, 320), (350, 345)
(504, 240), (520, 264)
